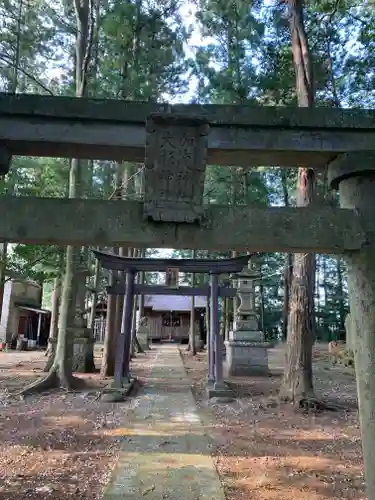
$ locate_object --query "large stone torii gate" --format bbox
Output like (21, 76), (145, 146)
(1, 93), (375, 497)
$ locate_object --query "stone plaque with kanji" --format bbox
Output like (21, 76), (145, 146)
(143, 114), (209, 223)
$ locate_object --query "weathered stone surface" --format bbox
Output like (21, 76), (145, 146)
(207, 382), (235, 400)
(328, 151), (375, 500)
(2, 93), (375, 166)
(69, 327), (95, 373)
(137, 327), (150, 351)
(224, 341), (269, 376)
(144, 115), (208, 223)
(2, 92), (375, 129)
(0, 197), (366, 253)
(195, 334), (203, 350)
(328, 151), (375, 189)
(101, 377), (137, 402)
(345, 313), (354, 351)
(226, 261), (270, 377)
(229, 329), (263, 342)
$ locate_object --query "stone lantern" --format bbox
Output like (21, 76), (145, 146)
(224, 258), (270, 376)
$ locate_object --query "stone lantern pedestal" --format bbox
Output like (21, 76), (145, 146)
(72, 267), (95, 373)
(137, 317), (151, 350)
(225, 261), (270, 377)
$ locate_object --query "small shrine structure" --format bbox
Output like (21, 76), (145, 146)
(94, 250), (246, 397)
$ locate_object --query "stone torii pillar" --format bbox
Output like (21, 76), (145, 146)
(207, 272), (235, 400)
(328, 152), (375, 500)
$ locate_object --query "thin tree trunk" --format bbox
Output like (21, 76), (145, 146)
(88, 255), (100, 329)
(44, 252), (64, 369)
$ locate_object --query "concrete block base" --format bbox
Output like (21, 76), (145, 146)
(225, 340), (270, 377)
(101, 377), (138, 402)
(207, 381), (235, 400)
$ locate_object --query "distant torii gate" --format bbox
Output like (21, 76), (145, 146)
(94, 250), (249, 393)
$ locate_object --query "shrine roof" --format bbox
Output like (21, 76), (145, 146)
(94, 250), (250, 273)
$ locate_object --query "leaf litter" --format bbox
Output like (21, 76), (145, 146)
(0, 347), (157, 500)
(180, 344), (366, 500)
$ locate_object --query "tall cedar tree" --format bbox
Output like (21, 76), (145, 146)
(279, 0), (317, 407)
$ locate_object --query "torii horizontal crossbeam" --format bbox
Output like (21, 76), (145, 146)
(0, 197), (365, 254)
(1, 93), (375, 167)
(107, 284), (238, 297)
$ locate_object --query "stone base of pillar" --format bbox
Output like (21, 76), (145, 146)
(207, 380), (235, 400)
(224, 340), (270, 376)
(137, 327), (150, 350)
(69, 327), (96, 373)
(101, 376), (138, 402)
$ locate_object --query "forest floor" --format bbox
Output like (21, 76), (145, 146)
(0, 343), (365, 500)
(181, 344), (365, 500)
(0, 345), (157, 500)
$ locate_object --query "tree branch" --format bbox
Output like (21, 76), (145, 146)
(0, 54), (54, 95)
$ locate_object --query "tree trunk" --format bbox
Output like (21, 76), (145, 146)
(279, 170), (316, 404)
(279, 0), (317, 406)
(21, 0), (94, 395)
(87, 255), (100, 329)
(44, 252), (64, 370)
(45, 275), (62, 367)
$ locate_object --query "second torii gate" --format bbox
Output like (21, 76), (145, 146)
(94, 250), (248, 397)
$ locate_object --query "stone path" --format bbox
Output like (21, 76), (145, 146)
(102, 344), (226, 500)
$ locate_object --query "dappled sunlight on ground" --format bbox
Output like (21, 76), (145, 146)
(181, 344), (365, 500)
(0, 348), (158, 500)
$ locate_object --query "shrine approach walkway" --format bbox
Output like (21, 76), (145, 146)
(102, 344), (225, 500)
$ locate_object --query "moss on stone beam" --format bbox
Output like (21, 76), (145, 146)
(0, 197), (366, 254)
(1, 92), (375, 129)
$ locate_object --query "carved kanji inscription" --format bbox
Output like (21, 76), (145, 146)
(143, 114), (209, 223)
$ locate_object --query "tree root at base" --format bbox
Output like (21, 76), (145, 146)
(279, 389), (343, 412)
(18, 368), (86, 397)
(297, 396), (340, 412)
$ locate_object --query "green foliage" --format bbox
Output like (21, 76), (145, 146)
(1, 0), (370, 339)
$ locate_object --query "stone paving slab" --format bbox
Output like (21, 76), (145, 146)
(102, 345), (226, 500)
